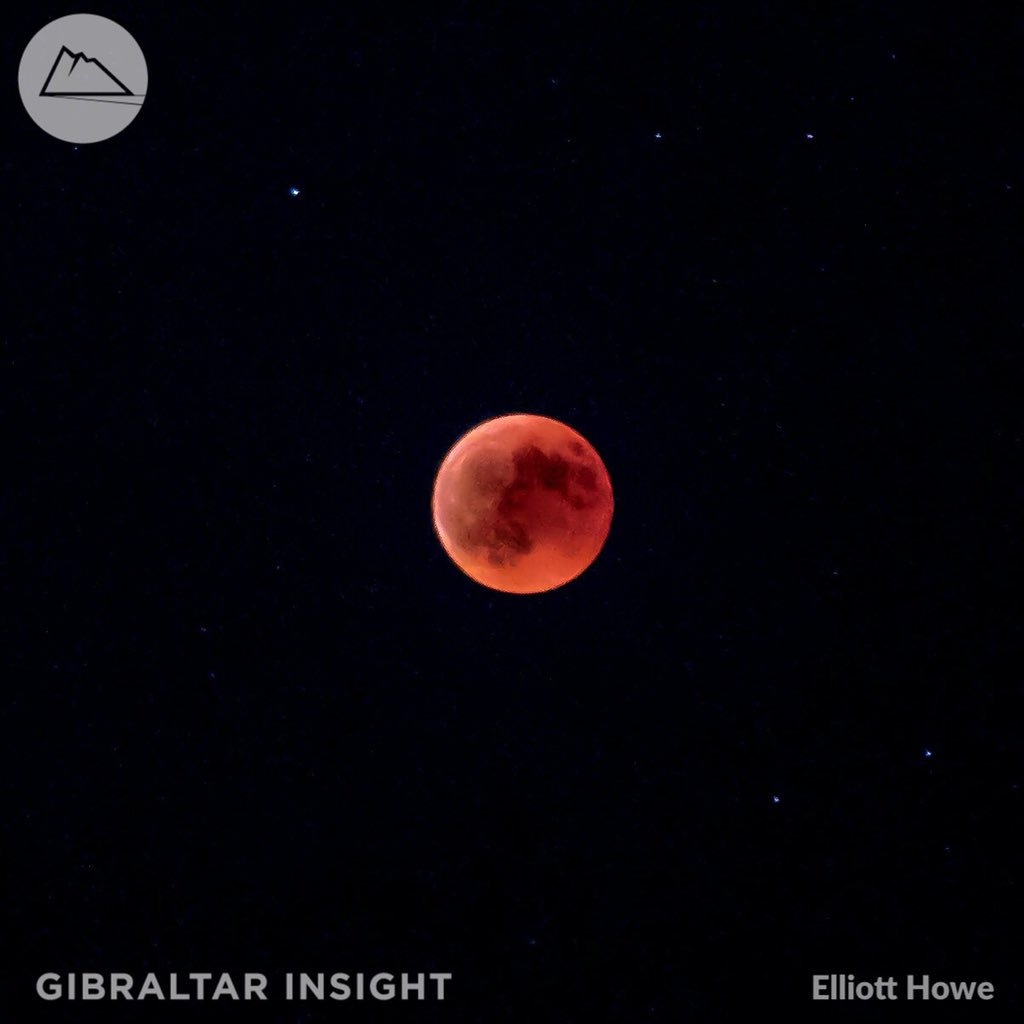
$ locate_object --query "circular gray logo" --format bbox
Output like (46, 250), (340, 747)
(19, 14), (147, 143)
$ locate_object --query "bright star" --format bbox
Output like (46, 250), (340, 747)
(289, 186), (301, 197)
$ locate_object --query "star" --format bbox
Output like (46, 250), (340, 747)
(771, 794), (781, 804)
(654, 131), (663, 140)
(288, 186), (301, 197)
(923, 748), (933, 759)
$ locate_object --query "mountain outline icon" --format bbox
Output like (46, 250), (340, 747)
(40, 45), (133, 96)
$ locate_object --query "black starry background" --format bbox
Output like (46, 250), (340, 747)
(2, 3), (1021, 1020)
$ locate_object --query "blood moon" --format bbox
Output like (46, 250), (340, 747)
(431, 414), (613, 593)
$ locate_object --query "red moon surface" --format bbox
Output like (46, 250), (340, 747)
(431, 414), (614, 593)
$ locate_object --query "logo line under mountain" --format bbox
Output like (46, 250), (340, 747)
(39, 45), (143, 102)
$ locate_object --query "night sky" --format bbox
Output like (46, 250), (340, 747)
(3, 4), (1021, 1020)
